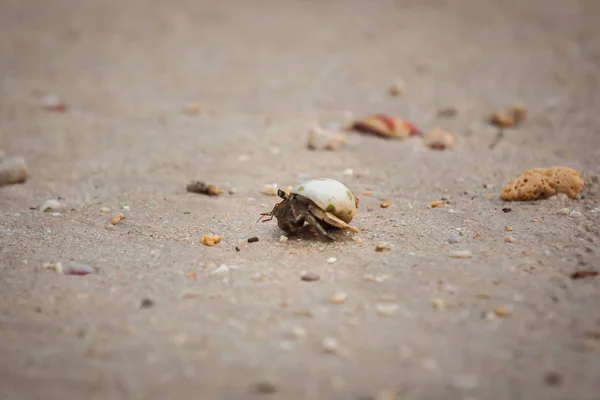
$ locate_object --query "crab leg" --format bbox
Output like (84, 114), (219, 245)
(322, 212), (359, 233)
(303, 213), (335, 241)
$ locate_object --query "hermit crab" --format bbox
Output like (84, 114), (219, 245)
(258, 178), (359, 241)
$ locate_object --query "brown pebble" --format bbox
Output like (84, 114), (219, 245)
(437, 107), (458, 118)
(140, 298), (154, 309)
(490, 112), (515, 128)
(301, 272), (320, 282)
(375, 243), (391, 252)
(570, 270), (598, 280)
(254, 382), (277, 394)
(380, 201), (391, 208)
(494, 306), (511, 317)
(544, 371), (562, 386)
(0, 157), (29, 187)
(247, 236), (259, 243)
(186, 181), (223, 196)
(388, 80), (405, 96)
(110, 213), (125, 225)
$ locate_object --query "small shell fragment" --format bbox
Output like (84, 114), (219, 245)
(350, 114), (421, 139)
(504, 235), (515, 243)
(261, 183), (278, 196)
(183, 102), (203, 116)
(558, 208), (570, 215)
(0, 157), (29, 187)
(322, 337), (341, 354)
(99, 207), (111, 214)
(380, 201), (391, 208)
(38, 199), (64, 213)
(110, 213), (125, 225)
(505, 226), (513, 231)
(376, 303), (399, 316)
(307, 124), (347, 151)
(494, 306), (511, 317)
(429, 200), (444, 208)
(424, 128), (456, 150)
(449, 250), (473, 259)
(430, 298), (446, 309)
(489, 105), (527, 128)
(327, 257), (337, 264)
(278, 235), (288, 243)
(43, 262), (95, 276)
(330, 291), (348, 304)
(388, 79), (405, 96)
(375, 243), (391, 252)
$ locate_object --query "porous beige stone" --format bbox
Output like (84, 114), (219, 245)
(501, 166), (584, 201)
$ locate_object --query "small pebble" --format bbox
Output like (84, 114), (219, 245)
(449, 250), (473, 259)
(330, 291), (348, 304)
(186, 181), (223, 196)
(364, 274), (387, 283)
(0, 157), (29, 187)
(558, 207), (570, 215)
(446, 236), (462, 244)
(278, 235), (288, 243)
(327, 257), (337, 264)
(342, 168), (354, 177)
(569, 210), (583, 218)
(289, 326), (307, 339)
(183, 102), (203, 116)
(301, 272), (320, 282)
(247, 236), (259, 243)
(379, 294), (399, 302)
(388, 79), (405, 96)
(375, 243), (391, 252)
(477, 292), (491, 299)
(38, 199), (64, 213)
(42, 94), (68, 112)
(505, 226), (513, 231)
(99, 207), (111, 214)
(429, 200), (443, 208)
(504, 235), (515, 243)
(502, 207), (511, 213)
(375, 303), (399, 316)
(140, 298), (154, 309)
(261, 183), (278, 196)
(110, 213), (125, 225)
(322, 337), (341, 354)
(544, 371), (563, 386)
(201, 234), (222, 246)
(494, 306), (511, 317)
(430, 298), (446, 310)
(254, 382), (277, 394)
(380, 201), (391, 208)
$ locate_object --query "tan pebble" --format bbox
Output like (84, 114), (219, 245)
(558, 207), (570, 215)
(494, 306), (511, 317)
(504, 235), (515, 243)
(430, 298), (446, 309)
(505, 226), (513, 231)
(484, 193), (495, 199)
(278, 235), (288, 243)
(569, 210), (583, 218)
(99, 207), (111, 214)
(330, 291), (348, 304)
(424, 128), (456, 150)
(375, 243), (391, 252)
(0, 157), (29, 187)
(380, 201), (391, 208)
(380, 294), (399, 302)
(201, 234), (222, 246)
(490, 112), (515, 128)
(449, 250), (473, 259)
(429, 200), (444, 208)
(363, 189), (374, 196)
(38, 199), (64, 213)
(110, 213), (125, 225)
(183, 102), (203, 116)
(477, 292), (491, 299)
(501, 166), (584, 201)
(322, 337), (341, 353)
(376, 303), (399, 316)
(388, 79), (405, 96)
(261, 183), (278, 196)
(353, 237), (363, 244)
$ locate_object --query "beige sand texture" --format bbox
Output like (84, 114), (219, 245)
(1, 1), (600, 399)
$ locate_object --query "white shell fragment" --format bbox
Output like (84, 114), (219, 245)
(38, 199), (64, 212)
(292, 178), (357, 223)
(449, 250), (473, 259)
(261, 183), (278, 196)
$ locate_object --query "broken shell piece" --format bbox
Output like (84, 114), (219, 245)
(201, 234), (222, 246)
(306, 124), (347, 151)
(261, 183), (278, 196)
(38, 199), (64, 213)
(0, 157), (29, 187)
(43, 262), (95, 275)
(428, 200), (444, 208)
(330, 291), (348, 304)
(425, 128), (456, 150)
(449, 250), (473, 259)
(489, 105), (527, 128)
(501, 166), (584, 201)
(376, 303), (399, 316)
(388, 79), (405, 96)
(350, 114), (421, 139)
(42, 94), (68, 112)
(186, 181), (223, 196)
(110, 213), (125, 225)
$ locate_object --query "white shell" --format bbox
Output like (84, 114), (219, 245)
(292, 178), (357, 223)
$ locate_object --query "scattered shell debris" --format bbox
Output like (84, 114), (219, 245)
(449, 250), (473, 259)
(261, 183), (278, 196)
(186, 181), (223, 196)
(0, 157), (29, 187)
(306, 124), (347, 151)
(376, 303), (399, 316)
(201, 234), (222, 246)
(330, 291), (348, 304)
(380, 201), (391, 208)
(301, 272), (320, 282)
(327, 257), (337, 264)
(375, 243), (391, 252)
(110, 213), (125, 225)
(43, 262), (95, 276)
(349, 114), (421, 139)
(38, 199), (64, 213)
(489, 105), (527, 128)
(424, 128), (456, 150)
(501, 166), (584, 201)
(388, 78), (405, 96)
